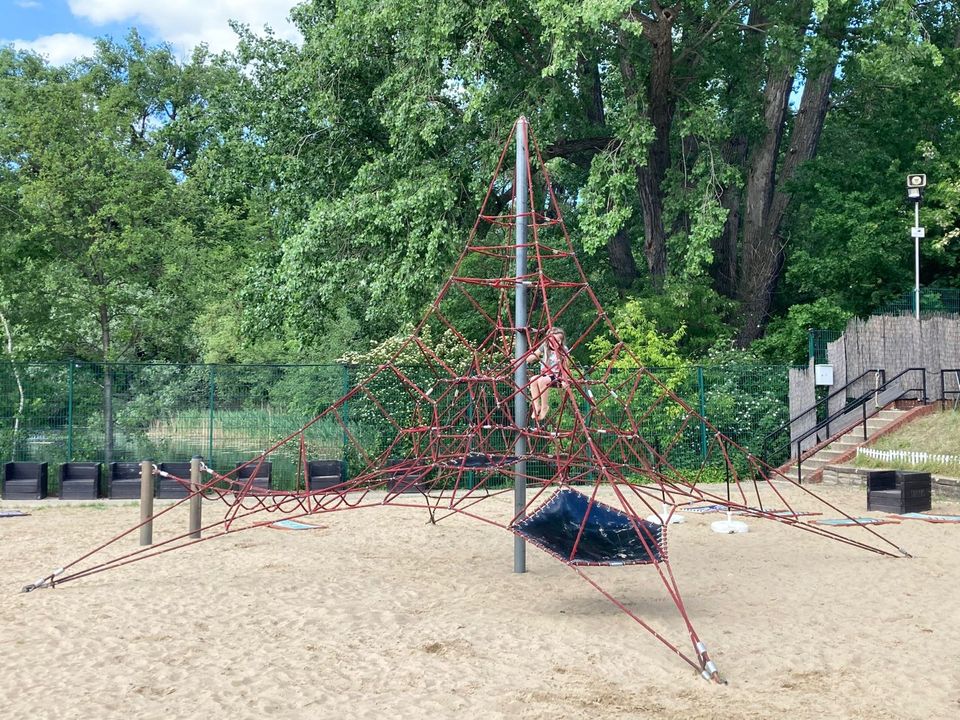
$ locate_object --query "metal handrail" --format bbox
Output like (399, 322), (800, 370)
(939, 369), (960, 409)
(789, 367), (927, 483)
(762, 368), (885, 465)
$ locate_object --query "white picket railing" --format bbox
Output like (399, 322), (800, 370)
(857, 447), (960, 467)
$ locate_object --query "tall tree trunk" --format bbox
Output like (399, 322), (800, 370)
(618, 3), (678, 292)
(767, 63), (835, 240)
(736, 1), (844, 346)
(635, 3), (678, 291)
(577, 50), (641, 290)
(714, 135), (747, 297)
(735, 63), (795, 344)
(606, 227), (640, 289)
(735, 1), (814, 346)
(577, 52), (605, 127)
(0, 308), (25, 458)
(713, 2), (766, 299)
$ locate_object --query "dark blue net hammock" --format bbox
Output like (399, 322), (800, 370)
(513, 487), (665, 566)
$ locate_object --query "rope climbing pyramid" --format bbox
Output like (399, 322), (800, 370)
(24, 117), (911, 682)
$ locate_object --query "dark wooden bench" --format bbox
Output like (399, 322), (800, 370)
(59, 462), (101, 499)
(234, 460), (272, 493)
(108, 462), (142, 499)
(2, 462), (48, 500)
(157, 461), (192, 499)
(867, 470), (932, 514)
(306, 460), (345, 492)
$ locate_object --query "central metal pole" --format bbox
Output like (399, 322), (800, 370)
(513, 117), (529, 574)
(914, 201), (921, 321)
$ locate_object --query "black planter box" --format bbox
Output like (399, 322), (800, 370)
(867, 470), (932, 513)
(108, 462), (143, 499)
(2, 462), (48, 500)
(157, 462), (192, 499)
(59, 462), (102, 500)
(234, 461), (272, 493)
(306, 460), (345, 492)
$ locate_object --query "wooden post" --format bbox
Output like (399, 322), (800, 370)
(189, 456), (202, 539)
(139, 459), (154, 546)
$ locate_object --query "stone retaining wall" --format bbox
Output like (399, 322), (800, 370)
(820, 464), (960, 502)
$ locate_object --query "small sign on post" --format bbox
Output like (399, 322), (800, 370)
(906, 173), (926, 321)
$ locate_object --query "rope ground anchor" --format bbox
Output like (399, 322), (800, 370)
(21, 567), (64, 593)
(696, 641), (725, 684)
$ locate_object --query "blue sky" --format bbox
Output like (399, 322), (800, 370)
(2, 1), (301, 64)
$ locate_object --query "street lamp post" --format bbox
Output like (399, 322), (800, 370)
(906, 174), (926, 321)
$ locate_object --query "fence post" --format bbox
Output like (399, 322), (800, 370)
(697, 366), (708, 461)
(189, 455), (202, 539)
(66, 359), (74, 463)
(207, 365), (216, 463)
(139, 459), (154, 546)
(341, 364), (350, 479)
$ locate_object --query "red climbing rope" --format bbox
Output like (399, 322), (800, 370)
(25, 117), (910, 684)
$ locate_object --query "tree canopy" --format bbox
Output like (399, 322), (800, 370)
(1, 3), (959, 367)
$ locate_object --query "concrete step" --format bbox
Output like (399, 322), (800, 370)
(874, 409), (906, 418)
(778, 469), (821, 483)
(817, 448), (851, 460)
(840, 417), (898, 435)
(828, 440), (861, 451)
(778, 405), (920, 481)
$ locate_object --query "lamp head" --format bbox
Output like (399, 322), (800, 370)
(906, 174), (926, 203)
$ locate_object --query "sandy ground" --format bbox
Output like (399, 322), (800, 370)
(1, 484), (959, 720)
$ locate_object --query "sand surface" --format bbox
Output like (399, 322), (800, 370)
(2, 485), (959, 719)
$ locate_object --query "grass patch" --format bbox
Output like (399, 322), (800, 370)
(853, 409), (960, 476)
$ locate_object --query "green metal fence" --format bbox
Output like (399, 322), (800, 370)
(808, 329), (843, 365)
(875, 287), (960, 317)
(0, 361), (794, 493)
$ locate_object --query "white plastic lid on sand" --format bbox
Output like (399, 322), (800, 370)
(646, 503), (686, 525)
(711, 511), (749, 534)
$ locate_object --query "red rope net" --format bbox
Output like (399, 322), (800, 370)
(26, 117), (909, 682)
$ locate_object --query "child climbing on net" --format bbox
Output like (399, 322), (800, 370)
(528, 326), (569, 422)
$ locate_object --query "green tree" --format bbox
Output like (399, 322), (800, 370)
(0, 36), (230, 459)
(774, 4), (960, 345)
(219, 0), (946, 358)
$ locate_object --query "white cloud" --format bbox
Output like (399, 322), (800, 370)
(16, 1), (43, 8)
(67, 1), (301, 54)
(6, 33), (98, 64)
